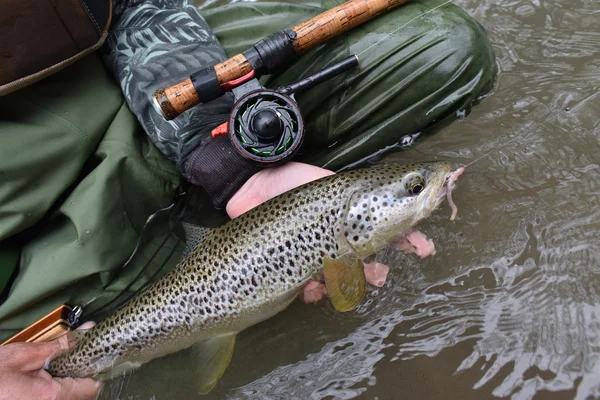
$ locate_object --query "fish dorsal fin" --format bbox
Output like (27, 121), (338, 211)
(182, 222), (214, 256)
(191, 334), (236, 394)
(323, 256), (366, 312)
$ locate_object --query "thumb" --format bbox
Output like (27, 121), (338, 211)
(3, 339), (68, 371)
(55, 377), (103, 400)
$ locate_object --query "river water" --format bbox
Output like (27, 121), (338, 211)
(99, 0), (600, 399)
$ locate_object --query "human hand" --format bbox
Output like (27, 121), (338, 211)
(226, 162), (390, 303)
(226, 162), (335, 219)
(0, 332), (102, 400)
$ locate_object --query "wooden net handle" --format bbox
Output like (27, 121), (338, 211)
(153, 0), (410, 119)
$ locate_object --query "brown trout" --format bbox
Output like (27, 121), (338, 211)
(47, 162), (464, 390)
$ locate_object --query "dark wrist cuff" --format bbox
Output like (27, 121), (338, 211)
(184, 135), (261, 210)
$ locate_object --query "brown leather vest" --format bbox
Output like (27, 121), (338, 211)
(0, 0), (112, 96)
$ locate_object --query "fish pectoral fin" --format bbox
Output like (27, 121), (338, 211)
(192, 334), (236, 394)
(323, 256), (366, 312)
(182, 222), (214, 256)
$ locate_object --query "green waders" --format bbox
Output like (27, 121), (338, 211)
(0, 0), (496, 340)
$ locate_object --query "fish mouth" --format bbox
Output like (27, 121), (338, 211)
(439, 167), (465, 220)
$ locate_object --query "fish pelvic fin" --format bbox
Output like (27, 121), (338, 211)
(323, 256), (366, 312)
(192, 333), (236, 394)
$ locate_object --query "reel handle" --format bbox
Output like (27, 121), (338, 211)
(277, 55), (358, 95)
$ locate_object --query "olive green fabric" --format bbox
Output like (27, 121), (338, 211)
(0, 0), (496, 340)
(0, 54), (182, 339)
(201, 0), (497, 170)
(0, 243), (19, 301)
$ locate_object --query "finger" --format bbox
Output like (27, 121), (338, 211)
(53, 320), (95, 353)
(299, 281), (327, 303)
(1, 339), (68, 371)
(261, 162), (335, 200)
(55, 377), (103, 400)
(395, 231), (436, 258)
(226, 191), (263, 219)
(77, 321), (96, 331)
(227, 162), (334, 219)
(363, 262), (390, 287)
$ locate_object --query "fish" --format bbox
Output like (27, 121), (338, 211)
(46, 161), (465, 391)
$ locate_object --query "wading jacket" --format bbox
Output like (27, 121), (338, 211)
(1, 0), (241, 208)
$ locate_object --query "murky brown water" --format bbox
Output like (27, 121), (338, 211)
(99, 0), (600, 399)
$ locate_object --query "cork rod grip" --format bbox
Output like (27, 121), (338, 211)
(153, 54), (253, 120)
(153, 78), (200, 121)
(292, 0), (410, 52)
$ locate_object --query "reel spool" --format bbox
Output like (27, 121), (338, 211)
(229, 90), (304, 166)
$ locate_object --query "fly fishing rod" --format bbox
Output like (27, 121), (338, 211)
(152, 0), (411, 167)
(153, 0), (411, 120)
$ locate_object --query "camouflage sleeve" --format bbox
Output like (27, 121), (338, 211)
(103, 0), (234, 171)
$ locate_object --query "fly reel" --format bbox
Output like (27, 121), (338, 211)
(211, 55), (358, 168)
(229, 90), (303, 165)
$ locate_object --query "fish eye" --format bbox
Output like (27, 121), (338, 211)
(410, 183), (424, 195)
(406, 175), (425, 195)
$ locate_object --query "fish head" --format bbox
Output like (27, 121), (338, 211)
(340, 161), (464, 257)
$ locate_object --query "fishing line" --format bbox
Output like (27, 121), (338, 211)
(83, 230), (173, 321)
(355, 0), (454, 59)
(82, 193), (187, 321)
(118, 202), (177, 271)
(95, 237), (182, 318)
(462, 109), (553, 169)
